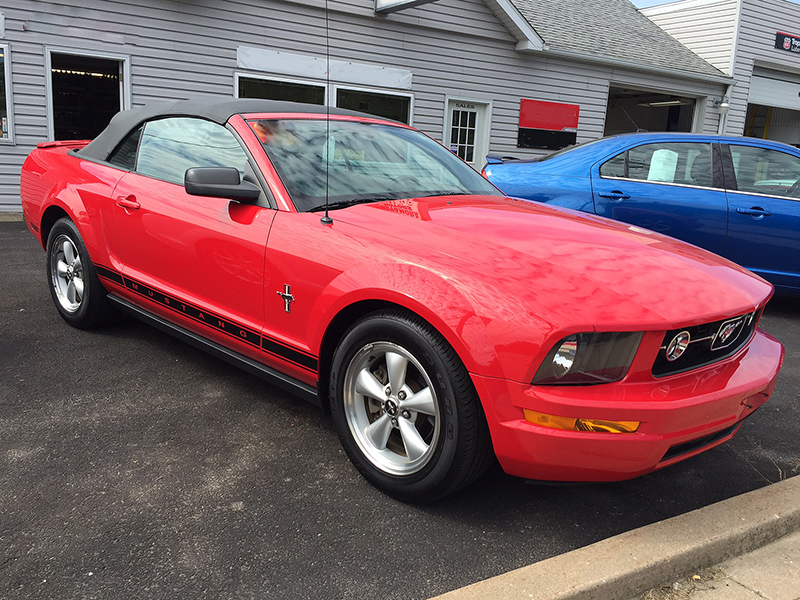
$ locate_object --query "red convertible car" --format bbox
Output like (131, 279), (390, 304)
(21, 98), (784, 501)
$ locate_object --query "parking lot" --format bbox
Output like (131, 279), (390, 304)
(1, 219), (798, 600)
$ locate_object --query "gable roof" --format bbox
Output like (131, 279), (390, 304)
(493, 0), (730, 82)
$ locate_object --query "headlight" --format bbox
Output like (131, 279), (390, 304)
(532, 332), (642, 385)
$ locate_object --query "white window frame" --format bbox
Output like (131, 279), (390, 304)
(234, 71), (328, 104)
(0, 42), (13, 144)
(44, 47), (131, 140)
(332, 83), (414, 126)
(443, 96), (493, 168)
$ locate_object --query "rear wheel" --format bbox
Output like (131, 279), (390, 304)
(330, 309), (491, 502)
(46, 218), (112, 329)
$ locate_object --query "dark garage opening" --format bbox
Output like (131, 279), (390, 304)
(604, 87), (695, 135)
(51, 53), (122, 140)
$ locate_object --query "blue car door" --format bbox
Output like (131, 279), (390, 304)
(721, 142), (800, 292)
(591, 140), (728, 253)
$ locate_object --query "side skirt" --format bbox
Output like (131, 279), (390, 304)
(107, 294), (321, 408)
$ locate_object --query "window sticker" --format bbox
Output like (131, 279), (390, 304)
(648, 149), (678, 183)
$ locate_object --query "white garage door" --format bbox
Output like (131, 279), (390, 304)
(749, 69), (800, 111)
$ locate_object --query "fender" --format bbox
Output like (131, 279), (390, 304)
(309, 261), (504, 378)
(263, 210), (559, 385)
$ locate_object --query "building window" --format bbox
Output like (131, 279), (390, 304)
(335, 88), (411, 124)
(1, 43), (11, 141)
(48, 51), (125, 140)
(449, 109), (477, 163)
(236, 74), (412, 124)
(238, 75), (325, 105)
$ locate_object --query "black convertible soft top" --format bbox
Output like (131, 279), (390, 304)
(78, 97), (372, 161)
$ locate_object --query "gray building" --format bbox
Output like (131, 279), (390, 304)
(643, 0), (800, 145)
(1, 0), (731, 212)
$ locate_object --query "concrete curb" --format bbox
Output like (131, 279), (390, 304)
(430, 476), (800, 600)
(0, 212), (24, 222)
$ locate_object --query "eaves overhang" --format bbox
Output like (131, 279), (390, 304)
(483, 0), (546, 52)
(543, 47), (735, 85)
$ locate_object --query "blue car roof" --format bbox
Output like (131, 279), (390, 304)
(499, 132), (800, 174)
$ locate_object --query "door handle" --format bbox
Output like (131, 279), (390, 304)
(116, 195), (140, 210)
(736, 207), (772, 217)
(597, 191), (630, 201)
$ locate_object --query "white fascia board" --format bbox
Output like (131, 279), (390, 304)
(375, 0), (439, 14)
(485, 0), (545, 52)
(237, 46), (413, 90)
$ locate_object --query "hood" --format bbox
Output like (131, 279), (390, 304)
(336, 195), (772, 333)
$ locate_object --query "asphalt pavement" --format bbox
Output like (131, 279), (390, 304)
(432, 469), (800, 600)
(1, 217), (799, 600)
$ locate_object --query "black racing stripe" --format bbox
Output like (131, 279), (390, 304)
(261, 337), (318, 372)
(121, 277), (262, 349)
(98, 265), (318, 372)
(95, 264), (124, 285)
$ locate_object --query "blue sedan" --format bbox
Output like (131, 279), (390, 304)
(483, 133), (800, 295)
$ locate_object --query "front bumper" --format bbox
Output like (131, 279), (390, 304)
(472, 328), (784, 482)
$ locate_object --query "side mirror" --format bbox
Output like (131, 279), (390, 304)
(184, 167), (261, 202)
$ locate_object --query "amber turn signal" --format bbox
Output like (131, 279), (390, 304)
(523, 410), (640, 434)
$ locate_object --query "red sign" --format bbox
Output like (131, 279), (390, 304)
(519, 99), (580, 131)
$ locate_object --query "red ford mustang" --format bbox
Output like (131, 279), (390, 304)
(20, 98), (784, 501)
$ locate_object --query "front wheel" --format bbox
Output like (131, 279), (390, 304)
(46, 218), (113, 329)
(330, 309), (491, 502)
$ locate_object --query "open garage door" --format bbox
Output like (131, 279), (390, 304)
(605, 87), (696, 135)
(745, 68), (800, 146)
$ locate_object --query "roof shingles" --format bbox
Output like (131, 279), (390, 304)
(509, 0), (726, 78)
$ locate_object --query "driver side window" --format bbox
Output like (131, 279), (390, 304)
(726, 144), (800, 198)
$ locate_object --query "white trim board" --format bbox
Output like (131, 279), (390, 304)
(237, 46), (413, 90)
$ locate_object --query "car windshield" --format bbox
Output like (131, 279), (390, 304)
(248, 118), (501, 212)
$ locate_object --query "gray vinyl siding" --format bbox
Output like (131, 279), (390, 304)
(725, 0), (800, 135)
(642, 0), (739, 75)
(645, 0), (800, 137)
(0, 0), (725, 211)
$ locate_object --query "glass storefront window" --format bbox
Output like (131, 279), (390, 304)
(336, 88), (411, 124)
(238, 76), (325, 105)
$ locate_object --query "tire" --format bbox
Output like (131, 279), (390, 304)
(46, 218), (113, 329)
(330, 309), (492, 502)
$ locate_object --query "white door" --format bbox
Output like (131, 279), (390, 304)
(445, 99), (490, 170)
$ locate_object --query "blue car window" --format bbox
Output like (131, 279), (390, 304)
(626, 142), (713, 188)
(727, 145), (800, 197)
(599, 152), (625, 178)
